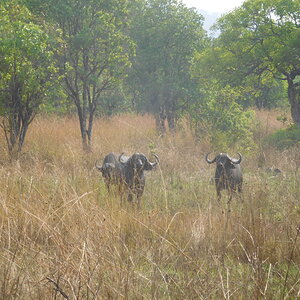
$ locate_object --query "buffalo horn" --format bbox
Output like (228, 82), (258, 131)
(118, 152), (125, 163)
(152, 154), (160, 164)
(95, 160), (102, 171)
(205, 152), (216, 164)
(150, 154), (159, 167)
(231, 152), (242, 164)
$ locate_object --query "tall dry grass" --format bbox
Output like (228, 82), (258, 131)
(0, 111), (299, 299)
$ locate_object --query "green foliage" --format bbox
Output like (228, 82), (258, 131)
(190, 85), (255, 150)
(267, 125), (300, 150)
(127, 0), (207, 128)
(0, 0), (57, 155)
(193, 0), (300, 122)
(39, 85), (74, 115)
(97, 85), (132, 116)
(1, 0), (297, 157)
(238, 75), (288, 109)
(0, 2), (55, 100)
(46, 0), (134, 90)
(25, 0), (135, 150)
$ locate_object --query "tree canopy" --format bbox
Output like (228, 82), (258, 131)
(0, 1), (56, 157)
(127, 0), (206, 133)
(26, 0), (134, 151)
(0, 0), (299, 155)
(194, 0), (300, 124)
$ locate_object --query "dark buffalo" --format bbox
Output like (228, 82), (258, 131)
(95, 152), (123, 192)
(118, 153), (159, 207)
(205, 152), (243, 203)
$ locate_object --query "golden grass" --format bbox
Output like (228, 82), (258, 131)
(254, 108), (288, 133)
(0, 111), (299, 299)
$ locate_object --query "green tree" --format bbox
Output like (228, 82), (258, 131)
(27, 0), (133, 151)
(128, 0), (206, 134)
(0, 1), (56, 158)
(189, 84), (255, 150)
(194, 0), (300, 124)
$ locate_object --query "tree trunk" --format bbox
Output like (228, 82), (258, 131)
(287, 77), (300, 128)
(255, 97), (264, 110)
(166, 94), (177, 133)
(70, 86), (94, 152)
(77, 78), (93, 152)
(155, 112), (166, 136)
(80, 121), (90, 152)
(151, 92), (166, 136)
(17, 121), (29, 153)
(2, 77), (34, 159)
(87, 83), (97, 151)
(87, 106), (94, 151)
(75, 99), (90, 152)
(3, 109), (32, 159)
(167, 111), (176, 133)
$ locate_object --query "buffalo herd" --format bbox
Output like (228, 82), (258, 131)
(95, 151), (246, 207)
(95, 152), (159, 207)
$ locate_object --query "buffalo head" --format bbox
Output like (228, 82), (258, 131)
(205, 152), (242, 167)
(120, 153), (159, 171)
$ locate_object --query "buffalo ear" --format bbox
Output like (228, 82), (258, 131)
(228, 161), (235, 168)
(96, 166), (104, 173)
(128, 157), (134, 168)
(144, 161), (154, 171)
(144, 156), (158, 170)
(129, 156), (140, 170)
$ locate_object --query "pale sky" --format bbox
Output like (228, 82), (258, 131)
(182, 0), (245, 13)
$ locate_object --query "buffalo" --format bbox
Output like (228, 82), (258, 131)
(95, 152), (123, 192)
(95, 152), (159, 207)
(205, 152), (243, 203)
(118, 153), (159, 207)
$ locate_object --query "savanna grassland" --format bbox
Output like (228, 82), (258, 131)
(0, 111), (299, 300)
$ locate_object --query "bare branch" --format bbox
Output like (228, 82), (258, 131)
(46, 277), (69, 300)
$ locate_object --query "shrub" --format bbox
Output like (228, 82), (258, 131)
(189, 86), (255, 151)
(267, 125), (300, 150)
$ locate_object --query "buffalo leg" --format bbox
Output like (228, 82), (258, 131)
(227, 192), (233, 204)
(127, 193), (133, 203)
(238, 186), (244, 202)
(217, 190), (221, 202)
(136, 185), (144, 209)
(118, 185), (124, 207)
(136, 196), (141, 209)
(104, 178), (110, 193)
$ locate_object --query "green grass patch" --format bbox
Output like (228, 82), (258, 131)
(266, 125), (300, 149)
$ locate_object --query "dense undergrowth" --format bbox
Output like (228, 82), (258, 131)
(0, 111), (299, 299)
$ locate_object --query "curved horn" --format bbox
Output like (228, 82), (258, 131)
(205, 152), (216, 164)
(95, 160), (102, 171)
(152, 154), (160, 164)
(231, 152), (242, 164)
(146, 153), (159, 169)
(118, 152), (125, 163)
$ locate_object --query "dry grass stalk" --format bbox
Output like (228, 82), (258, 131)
(0, 111), (299, 299)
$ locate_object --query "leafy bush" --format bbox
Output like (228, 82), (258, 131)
(267, 125), (300, 150)
(189, 86), (255, 151)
